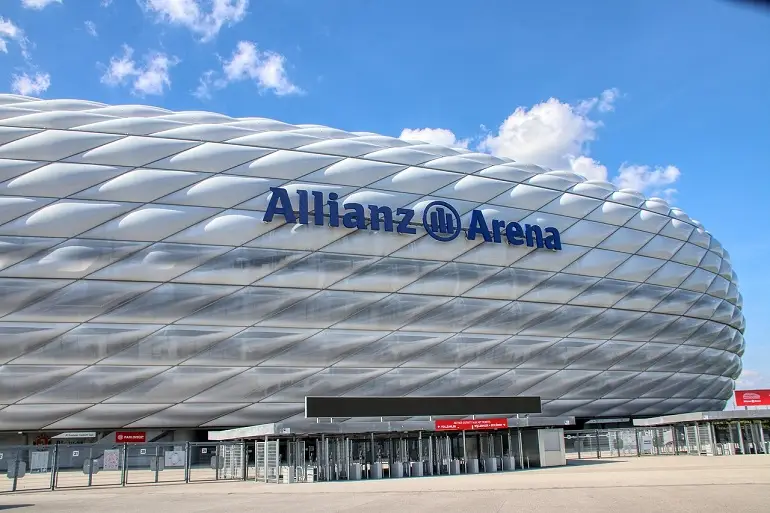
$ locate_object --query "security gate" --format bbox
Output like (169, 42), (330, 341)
(254, 441), (279, 483)
(220, 444), (244, 480)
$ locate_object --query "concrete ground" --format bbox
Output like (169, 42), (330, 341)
(1, 456), (769, 513)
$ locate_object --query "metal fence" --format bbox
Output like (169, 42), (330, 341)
(0, 441), (247, 493)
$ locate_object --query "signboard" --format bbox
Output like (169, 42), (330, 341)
(103, 449), (120, 471)
(735, 389), (770, 407)
(264, 187), (562, 250)
(116, 431), (146, 443)
(434, 418), (509, 431)
(52, 432), (96, 439)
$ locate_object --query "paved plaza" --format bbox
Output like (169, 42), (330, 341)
(1, 456), (769, 513)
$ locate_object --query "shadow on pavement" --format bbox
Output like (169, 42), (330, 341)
(0, 506), (35, 511)
(566, 459), (620, 466)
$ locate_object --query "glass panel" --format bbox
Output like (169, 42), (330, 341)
(566, 340), (644, 370)
(465, 301), (559, 335)
(560, 371), (640, 400)
(44, 403), (172, 430)
(0, 322), (77, 363)
(256, 252), (377, 289)
(646, 345), (706, 372)
(337, 332), (449, 368)
(602, 371), (674, 399)
(125, 403), (250, 428)
(101, 326), (241, 365)
(408, 368), (508, 397)
(518, 338), (604, 369)
(1, 239), (148, 279)
(463, 369), (556, 397)
(104, 366), (244, 403)
(612, 313), (677, 341)
(402, 297), (510, 332)
(642, 373), (701, 399)
(651, 317), (706, 343)
(521, 370), (602, 400)
(19, 366), (168, 403)
(89, 242), (229, 282)
(568, 278), (639, 307)
(652, 289), (703, 315)
(463, 336), (558, 368)
(173, 247), (309, 285)
(183, 327), (319, 366)
(612, 283), (673, 311)
(464, 268), (554, 300)
(259, 290), (388, 329)
(518, 273), (599, 304)
(331, 257), (442, 292)
(263, 368), (388, 402)
(401, 334), (509, 368)
(0, 364), (85, 403)
(260, 329), (389, 367)
(182, 286), (315, 326)
(401, 262), (501, 296)
(686, 294), (723, 320)
(683, 321), (725, 347)
(0, 404), (90, 431)
(610, 343), (678, 371)
(518, 305), (603, 337)
(202, 403), (304, 427)
(13, 324), (162, 364)
(0, 236), (65, 272)
(188, 367), (322, 403)
(569, 309), (644, 339)
(344, 368), (452, 397)
(0, 278), (72, 317)
(94, 283), (239, 324)
(335, 294), (451, 330)
(6, 280), (154, 322)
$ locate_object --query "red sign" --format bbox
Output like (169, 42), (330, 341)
(116, 431), (146, 443)
(434, 418), (508, 431)
(735, 389), (770, 407)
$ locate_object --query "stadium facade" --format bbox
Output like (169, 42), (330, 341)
(0, 94), (745, 434)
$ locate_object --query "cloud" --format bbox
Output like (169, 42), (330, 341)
(736, 370), (764, 390)
(101, 44), (178, 96)
(399, 128), (469, 149)
(0, 17), (27, 55)
(21, 0), (62, 9)
(84, 20), (98, 37)
(101, 0), (113, 5)
(11, 71), (50, 96)
(195, 40), (302, 99)
(614, 163), (681, 199)
(406, 89), (682, 199)
(142, 0), (249, 41)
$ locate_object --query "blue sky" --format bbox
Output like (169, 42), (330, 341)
(1, 0), (769, 404)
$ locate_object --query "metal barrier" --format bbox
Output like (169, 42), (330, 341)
(1, 441), (248, 493)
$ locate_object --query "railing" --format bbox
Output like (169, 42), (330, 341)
(0, 441), (247, 493)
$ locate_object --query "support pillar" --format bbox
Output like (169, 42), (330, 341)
(736, 422), (746, 455)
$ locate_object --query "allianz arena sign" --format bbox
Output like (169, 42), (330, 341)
(264, 186), (563, 250)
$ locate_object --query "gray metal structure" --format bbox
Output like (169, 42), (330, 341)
(0, 94), (746, 432)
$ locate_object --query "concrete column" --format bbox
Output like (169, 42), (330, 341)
(736, 422), (746, 455)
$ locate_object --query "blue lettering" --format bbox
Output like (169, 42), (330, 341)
(297, 189), (309, 224)
(312, 191), (325, 226)
(328, 192), (340, 227)
(491, 219), (506, 244)
(505, 222), (525, 246)
(369, 205), (394, 232)
(525, 224), (544, 248)
(263, 187), (296, 224)
(544, 227), (562, 250)
(343, 203), (367, 229)
(396, 208), (416, 234)
(467, 210), (492, 242)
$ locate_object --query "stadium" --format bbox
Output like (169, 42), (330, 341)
(0, 93), (745, 438)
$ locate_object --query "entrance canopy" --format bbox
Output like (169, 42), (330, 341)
(633, 409), (770, 427)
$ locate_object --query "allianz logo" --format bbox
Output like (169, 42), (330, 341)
(263, 187), (562, 250)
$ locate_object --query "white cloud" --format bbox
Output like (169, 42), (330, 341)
(399, 128), (469, 149)
(11, 71), (50, 96)
(614, 163), (681, 198)
(404, 89), (682, 199)
(195, 40), (302, 98)
(21, 0), (62, 9)
(737, 370), (764, 390)
(101, 44), (178, 96)
(84, 20), (98, 37)
(142, 0), (249, 41)
(101, 0), (113, 5)
(0, 17), (26, 55)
